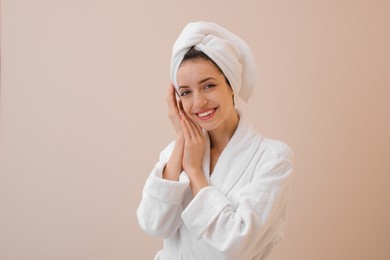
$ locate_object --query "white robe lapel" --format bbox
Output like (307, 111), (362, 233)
(201, 132), (211, 182)
(208, 118), (262, 195)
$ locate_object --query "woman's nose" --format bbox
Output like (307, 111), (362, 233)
(193, 92), (207, 107)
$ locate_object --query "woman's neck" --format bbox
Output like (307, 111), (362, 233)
(209, 111), (239, 152)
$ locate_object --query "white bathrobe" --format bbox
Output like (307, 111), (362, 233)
(137, 116), (293, 260)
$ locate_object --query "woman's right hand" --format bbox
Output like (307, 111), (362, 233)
(163, 84), (185, 181)
(167, 84), (184, 137)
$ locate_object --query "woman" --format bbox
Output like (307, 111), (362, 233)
(137, 21), (293, 260)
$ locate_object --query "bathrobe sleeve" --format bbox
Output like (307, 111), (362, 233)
(137, 142), (190, 238)
(181, 142), (293, 259)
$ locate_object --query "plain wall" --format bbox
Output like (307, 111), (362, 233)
(1, 0), (389, 259)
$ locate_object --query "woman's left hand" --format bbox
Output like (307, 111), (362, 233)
(180, 113), (205, 176)
(180, 113), (208, 195)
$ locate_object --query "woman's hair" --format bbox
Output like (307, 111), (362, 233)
(181, 47), (231, 86)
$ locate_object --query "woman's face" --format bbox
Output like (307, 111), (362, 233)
(176, 59), (236, 132)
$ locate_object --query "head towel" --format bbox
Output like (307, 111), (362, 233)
(170, 21), (258, 102)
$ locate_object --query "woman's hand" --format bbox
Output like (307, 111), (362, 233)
(167, 84), (184, 137)
(165, 84), (208, 193)
(180, 112), (205, 173)
(180, 112), (208, 195)
(162, 84), (185, 181)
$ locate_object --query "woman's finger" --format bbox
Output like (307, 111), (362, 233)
(191, 121), (204, 143)
(177, 100), (185, 115)
(193, 122), (204, 141)
(181, 113), (196, 140)
(167, 86), (178, 110)
(167, 84), (186, 135)
(182, 113), (205, 143)
(180, 117), (191, 141)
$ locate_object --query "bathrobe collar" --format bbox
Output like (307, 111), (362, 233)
(202, 111), (263, 195)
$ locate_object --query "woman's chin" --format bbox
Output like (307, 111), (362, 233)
(197, 121), (219, 132)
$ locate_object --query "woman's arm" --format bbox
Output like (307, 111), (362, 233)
(181, 148), (293, 259)
(137, 85), (190, 238)
(162, 84), (185, 181)
(162, 135), (184, 181)
(137, 142), (190, 238)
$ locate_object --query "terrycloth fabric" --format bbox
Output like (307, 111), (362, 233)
(170, 21), (258, 102)
(137, 115), (294, 260)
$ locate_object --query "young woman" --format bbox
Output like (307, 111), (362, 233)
(137, 21), (293, 260)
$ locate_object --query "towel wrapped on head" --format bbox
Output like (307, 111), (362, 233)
(170, 21), (258, 102)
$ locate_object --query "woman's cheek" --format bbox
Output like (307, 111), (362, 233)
(181, 101), (191, 115)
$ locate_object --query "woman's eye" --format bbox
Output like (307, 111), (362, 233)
(180, 90), (191, 96)
(204, 83), (215, 89)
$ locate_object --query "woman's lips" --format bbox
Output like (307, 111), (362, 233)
(195, 108), (216, 120)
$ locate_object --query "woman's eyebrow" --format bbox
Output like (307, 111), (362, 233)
(178, 86), (190, 90)
(178, 77), (217, 89)
(198, 77), (216, 84)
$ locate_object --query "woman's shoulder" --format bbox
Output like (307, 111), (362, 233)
(258, 137), (294, 163)
(236, 115), (293, 162)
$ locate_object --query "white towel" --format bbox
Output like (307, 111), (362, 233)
(170, 21), (258, 102)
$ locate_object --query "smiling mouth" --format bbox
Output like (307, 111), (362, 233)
(196, 108), (216, 119)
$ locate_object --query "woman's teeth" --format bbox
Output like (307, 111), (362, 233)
(198, 109), (213, 117)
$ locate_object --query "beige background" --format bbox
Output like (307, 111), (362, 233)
(1, 0), (389, 259)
